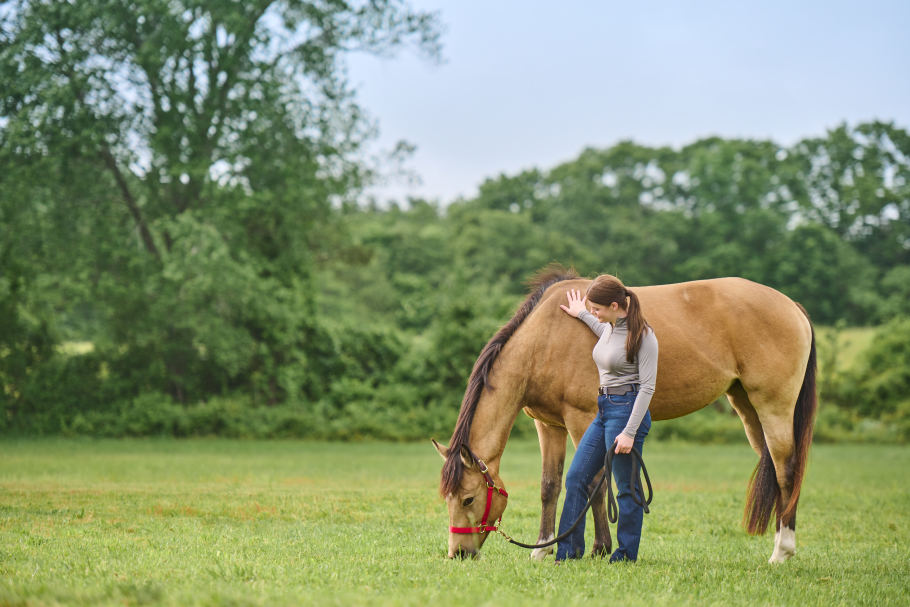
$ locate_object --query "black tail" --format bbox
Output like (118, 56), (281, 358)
(781, 324), (817, 525)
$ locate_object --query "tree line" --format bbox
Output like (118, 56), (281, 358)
(1, 1), (907, 440)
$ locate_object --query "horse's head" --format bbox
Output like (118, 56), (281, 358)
(432, 439), (508, 559)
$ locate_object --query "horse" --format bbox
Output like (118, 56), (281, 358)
(432, 266), (816, 563)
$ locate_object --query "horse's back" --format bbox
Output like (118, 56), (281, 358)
(516, 277), (812, 423)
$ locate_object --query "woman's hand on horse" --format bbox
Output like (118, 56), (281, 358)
(614, 433), (634, 454)
(559, 289), (587, 318)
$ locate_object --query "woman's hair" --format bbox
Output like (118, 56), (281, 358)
(585, 274), (650, 363)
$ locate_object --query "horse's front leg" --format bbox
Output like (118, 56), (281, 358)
(530, 419), (566, 560)
(588, 469), (611, 558)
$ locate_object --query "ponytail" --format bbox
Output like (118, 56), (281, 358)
(624, 290), (649, 363)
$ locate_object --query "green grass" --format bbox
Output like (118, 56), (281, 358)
(1, 439), (908, 606)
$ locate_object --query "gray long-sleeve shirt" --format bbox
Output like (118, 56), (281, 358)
(577, 310), (658, 439)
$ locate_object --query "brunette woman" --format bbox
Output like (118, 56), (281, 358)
(555, 274), (658, 563)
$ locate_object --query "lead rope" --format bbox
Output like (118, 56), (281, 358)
(500, 441), (652, 550)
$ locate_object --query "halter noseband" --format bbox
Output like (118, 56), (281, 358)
(448, 449), (509, 535)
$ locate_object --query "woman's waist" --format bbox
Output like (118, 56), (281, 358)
(598, 382), (639, 396)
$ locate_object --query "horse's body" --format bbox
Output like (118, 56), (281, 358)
(434, 268), (816, 563)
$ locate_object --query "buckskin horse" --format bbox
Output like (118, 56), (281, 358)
(432, 266), (816, 563)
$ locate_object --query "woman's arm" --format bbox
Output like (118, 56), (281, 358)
(615, 329), (658, 451)
(577, 310), (608, 338)
(560, 289), (608, 337)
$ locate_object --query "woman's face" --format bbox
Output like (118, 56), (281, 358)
(588, 300), (620, 323)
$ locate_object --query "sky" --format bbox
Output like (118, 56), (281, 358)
(347, 1), (910, 205)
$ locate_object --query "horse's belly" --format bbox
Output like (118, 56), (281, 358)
(648, 392), (715, 421)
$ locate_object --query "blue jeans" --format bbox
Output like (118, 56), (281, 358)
(555, 392), (651, 562)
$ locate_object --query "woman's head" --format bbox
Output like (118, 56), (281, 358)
(585, 274), (650, 362)
(585, 275), (631, 310)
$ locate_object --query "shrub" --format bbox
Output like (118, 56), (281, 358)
(838, 316), (910, 418)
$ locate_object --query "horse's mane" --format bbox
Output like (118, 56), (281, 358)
(439, 264), (579, 496)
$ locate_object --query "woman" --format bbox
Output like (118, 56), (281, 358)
(555, 274), (658, 563)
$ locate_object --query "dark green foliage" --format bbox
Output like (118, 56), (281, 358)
(834, 317), (910, 440)
(0, 267), (55, 430)
(768, 223), (878, 324)
(1, 3), (907, 439)
(877, 265), (910, 319)
(1, 0), (442, 435)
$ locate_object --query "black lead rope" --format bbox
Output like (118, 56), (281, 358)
(505, 442), (653, 550)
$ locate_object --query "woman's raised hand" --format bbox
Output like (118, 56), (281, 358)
(559, 289), (587, 318)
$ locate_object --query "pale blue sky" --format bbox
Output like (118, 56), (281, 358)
(348, 1), (910, 204)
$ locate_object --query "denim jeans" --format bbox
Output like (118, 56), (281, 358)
(555, 391), (651, 562)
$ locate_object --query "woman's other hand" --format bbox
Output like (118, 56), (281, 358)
(559, 289), (587, 318)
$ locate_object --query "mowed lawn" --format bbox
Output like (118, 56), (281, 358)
(1, 439), (908, 606)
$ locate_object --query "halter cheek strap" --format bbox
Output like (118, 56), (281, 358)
(449, 453), (509, 534)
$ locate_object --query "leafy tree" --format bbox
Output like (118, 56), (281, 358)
(1, 0), (440, 413)
(0, 259), (55, 429)
(768, 223), (878, 324)
(446, 206), (589, 294)
(790, 122), (910, 267)
(831, 316), (910, 440)
(876, 265), (910, 321)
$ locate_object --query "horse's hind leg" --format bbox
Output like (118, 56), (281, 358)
(530, 419), (566, 561)
(760, 415), (799, 563)
(726, 381), (764, 456)
(730, 383), (797, 561)
(748, 383), (804, 563)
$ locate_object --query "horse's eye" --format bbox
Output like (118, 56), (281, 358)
(462, 497), (474, 507)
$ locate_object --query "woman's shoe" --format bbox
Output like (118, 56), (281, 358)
(609, 551), (635, 563)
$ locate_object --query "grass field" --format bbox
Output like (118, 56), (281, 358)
(1, 439), (908, 606)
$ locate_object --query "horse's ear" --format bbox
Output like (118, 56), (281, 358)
(459, 445), (477, 470)
(431, 439), (449, 460)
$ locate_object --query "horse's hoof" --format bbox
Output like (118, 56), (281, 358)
(768, 551), (793, 564)
(530, 547), (552, 561)
(590, 543), (610, 558)
(768, 526), (796, 563)
(768, 544), (795, 564)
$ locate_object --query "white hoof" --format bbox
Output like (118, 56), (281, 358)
(768, 526), (796, 563)
(530, 535), (554, 561)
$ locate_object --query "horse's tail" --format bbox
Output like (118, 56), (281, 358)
(744, 313), (817, 534)
(440, 264), (578, 497)
(781, 320), (817, 525)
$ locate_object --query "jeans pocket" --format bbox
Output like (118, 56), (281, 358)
(607, 394), (635, 406)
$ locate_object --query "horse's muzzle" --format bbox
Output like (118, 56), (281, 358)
(450, 546), (478, 560)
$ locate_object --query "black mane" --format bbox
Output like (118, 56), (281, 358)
(439, 265), (579, 496)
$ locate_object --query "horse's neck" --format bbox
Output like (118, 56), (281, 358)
(467, 391), (522, 471)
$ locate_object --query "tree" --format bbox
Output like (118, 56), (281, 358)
(834, 316), (910, 440)
(768, 223), (877, 324)
(0, 0), (440, 412)
(790, 122), (910, 267)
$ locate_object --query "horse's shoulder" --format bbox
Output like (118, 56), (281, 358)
(534, 278), (593, 316)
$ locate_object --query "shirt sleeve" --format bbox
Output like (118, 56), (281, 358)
(577, 310), (609, 338)
(622, 328), (659, 439)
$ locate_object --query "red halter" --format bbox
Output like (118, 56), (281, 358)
(448, 451), (509, 535)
